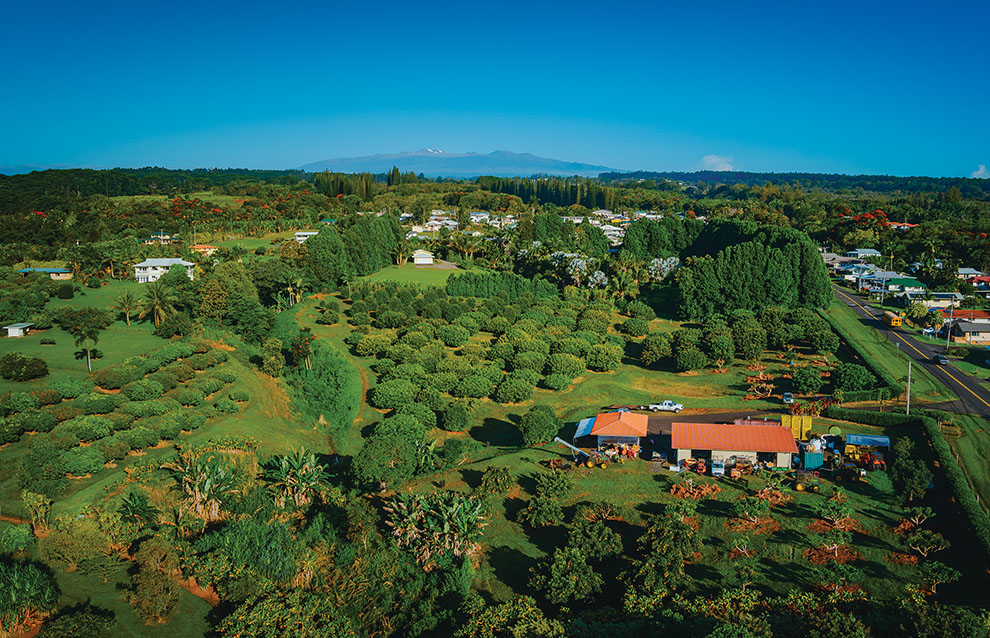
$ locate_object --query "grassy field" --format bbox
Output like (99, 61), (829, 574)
(825, 299), (956, 404)
(362, 262), (466, 286)
(111, 191), (245, 207)
(940, 412), (990, 514)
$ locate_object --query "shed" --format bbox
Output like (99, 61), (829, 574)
(4, 322), (33, 338)
(671, 422), (798, 468)
(574, 411), (648, 449)
(412, 250), (434, 265)
(17, 267), (73, 280)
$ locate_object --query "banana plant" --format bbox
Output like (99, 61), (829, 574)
(263, 447), (330, 509)
(162, 452), (239, 524)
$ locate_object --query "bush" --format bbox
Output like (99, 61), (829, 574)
(118, 427), (160, 449)
(60, 447), (105, 476)
(441, 402), (470, 432)
(213, 397), (239, 414)
(76, 393), (124, 415)
(55, 282), (74, 299)
(585, 344), (622, 372)
(93, 366), (139, 390)
(193, 377), (225, 396)
(0, 524), (33, 554)
(150, 416), (182, 440)
(168, 363), (195, 382)
(541, 374), (572, 391)
(95, 435), (131, 461)
(12, 410), (57, 434)
(3, 392), (41, 416)
(228, 390), (250, 403)
(0, 352), (49, 381)
(39, 338), (55, 345)
(120, 399), (181, 418)
(512, 351), (546, 373)
(48, 377), (89, 399)
(109, 412), (135, 431)
(518, 405), (562, 446)
(147, 371), (178, 391)
(32, 389), (62, 406)
(60, 416), (113, 442)
(154, 313), (194, 339)
(211, 369), (238, 384)
(834, 363), (877, 392)
(495, 378), (535, 404)
(121, 379), (164, 401)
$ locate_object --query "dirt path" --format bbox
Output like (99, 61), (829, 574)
(0, 513), (31, 526)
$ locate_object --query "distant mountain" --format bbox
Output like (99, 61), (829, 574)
(299, 149), (621, 177)
(0, 164), (76, 175)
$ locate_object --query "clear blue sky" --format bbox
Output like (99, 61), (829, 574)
(2, 0), (988, 177)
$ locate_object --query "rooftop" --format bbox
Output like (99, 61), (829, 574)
(590, 412), (648, 437)
(133, 258), (194, 268)
(671, 422), (798, 454)
(17, 267), (70, 273)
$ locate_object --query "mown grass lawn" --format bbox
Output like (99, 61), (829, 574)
(362, 263), (467, 286)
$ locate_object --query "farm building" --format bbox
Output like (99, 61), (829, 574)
(4, 322), (33, 338)
(412, 250), (435, 265)
(17, 267), (72, 280)
(294, 231), (319, 243)
(573, 411), (648, 450)
(671, 422), (798, 468)
(133, 258), (194, 283)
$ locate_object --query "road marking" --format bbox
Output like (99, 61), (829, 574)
(831, 286), (990, 410)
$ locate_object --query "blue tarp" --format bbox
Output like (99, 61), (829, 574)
(846, 434), (890, 448)
(573, 417), (595, 440)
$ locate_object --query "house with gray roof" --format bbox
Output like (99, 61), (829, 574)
(133, 258), (194, 283)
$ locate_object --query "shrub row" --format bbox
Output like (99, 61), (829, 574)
(819, 310), (904, 397)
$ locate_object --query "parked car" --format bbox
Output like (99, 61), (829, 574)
(711, 460), (725, 477)
(782, 392), (795, 404)
(934, 354), (949, 365)
(643, 400), (683, 413)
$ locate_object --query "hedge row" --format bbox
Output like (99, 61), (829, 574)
(819, 310), (904, 397)
(823, 406), (990, 560)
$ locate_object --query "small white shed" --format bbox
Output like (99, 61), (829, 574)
(412, 250), (434, 265)
(4, 323), (33, 338)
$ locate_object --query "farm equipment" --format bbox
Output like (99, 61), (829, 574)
(833, 463), (867, 482)
(858, 451), (886, 471)
(791, 470), (822, 492)
(681, 457), (708, 475)
(553, 437), (609, 469)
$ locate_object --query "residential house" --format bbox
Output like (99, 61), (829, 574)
(949, 320), (990, 345)
(957, 267), (985, 279)
(295, 231), (319, 244)
(412, 250), (434, 265)
(884, 277), (927, 293)
(845, 248), (882, 259)
(133, 258), (194, 283)
(17, 267), (72, 280)
(142, 232), (178, 246)
(898, 291), (964, 309)
(4, 323), (33, 338)
(190, 244), (218, 257)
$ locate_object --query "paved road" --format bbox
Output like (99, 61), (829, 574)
(832, 285), (990, 418)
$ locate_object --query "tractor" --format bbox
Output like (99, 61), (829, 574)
(792, 470), (822, 493)
(832, 463), (866, 482)
(858, 451), (886, 471)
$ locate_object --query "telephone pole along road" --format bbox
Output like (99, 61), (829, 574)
(832, 284), (990, 419)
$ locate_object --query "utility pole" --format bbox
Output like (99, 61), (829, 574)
(945, 305), (954, 352)
(906, 359), (912, 415)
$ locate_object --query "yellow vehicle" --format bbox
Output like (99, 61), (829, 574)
(882, 311), (902, 327)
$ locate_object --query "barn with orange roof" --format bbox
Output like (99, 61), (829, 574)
(671, 422), (798, 468)
(573, 411), (648, 450)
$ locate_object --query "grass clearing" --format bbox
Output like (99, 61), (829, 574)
(362, 263), (467, 286)
(940, 412), (990, 514)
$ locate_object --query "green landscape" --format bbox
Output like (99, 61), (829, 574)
(1, 162), (989, 638)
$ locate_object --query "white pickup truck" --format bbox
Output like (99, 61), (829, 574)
(643, 400), (683, 413)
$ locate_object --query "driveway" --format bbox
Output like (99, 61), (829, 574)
(832, 285), (990, 418)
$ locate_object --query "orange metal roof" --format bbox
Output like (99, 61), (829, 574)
(671, 422), (797, 454)
(591, 411), (648, 437)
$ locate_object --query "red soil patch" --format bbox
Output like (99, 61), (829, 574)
(506, 485), (522, 499)
(683, 516), (701, 531)
(808, 517), (861, 533)
(886, 551), (919, 566)
(725, 517), (781, 535)
(891, 520), (916, 535)
(728, 548), (755, 560)
(804, 545), (860, 565)
(179, 577), (220, 606)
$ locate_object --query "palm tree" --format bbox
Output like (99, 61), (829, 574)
(138, 280), (178, 328)
(394, 242), (413, 266)
(113, 290), (136, 326)
(263, 447), (330, 509)
(286, 275), (307, 306)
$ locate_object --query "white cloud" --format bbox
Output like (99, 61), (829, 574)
(972, 164), (990, 179)
(700, 154), (735, 171)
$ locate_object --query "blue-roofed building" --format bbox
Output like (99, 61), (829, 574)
(17, 267), (73, 280)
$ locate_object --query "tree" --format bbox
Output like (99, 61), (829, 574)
(813, 528), (852, 557)
(904, 506), (935, 527)
(261, 338), (285, 377)
(814, 493), (853, 528)
(441, 401), (470, 432)
(163, 452), (239, 524)
(732, 496), (770, 524)
(21, 490), (51, 536)
(138, 280), (178, 328)
(625, 514), (702, 593)
(792, 366), (824, 395)
(905, 302), (930, 323)
(640, 332), (672, 367)
(263, 447), (337, 509)
(57, 307), (113, 372)
(352, 433), (418, 490)
(906, 529), (949, 557)
(518, 405), (562, 446)
(454, 595), (565, 638)
(112, 291), (137, 326)
(123, 567), (181, 624)
(529, 547), (602, 604)
(834, 363), (877, 392)
(371, 379), (417, 410)
(920, 560), (960, 594)
(383, 491), (487, 568)
(567, 518), (621, 560)
(814, 562), (862, 593)
(0, 561), (59, 636)
(217, 590), (358, 637)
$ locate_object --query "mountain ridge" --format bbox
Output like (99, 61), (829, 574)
(299, 149), (621, 177)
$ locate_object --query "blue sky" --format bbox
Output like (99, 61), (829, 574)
(2, 0), (988, 177)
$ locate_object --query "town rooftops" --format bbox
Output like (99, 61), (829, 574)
(589, 411), (648, 437)
(671, 422), (798, 454)
(17, 267), (71, 273)
(133, 258), (194, 268)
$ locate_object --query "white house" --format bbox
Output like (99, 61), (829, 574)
(133, 258), (194, 283)
(412, 250), (434, 265)
(846, 248), (882, 259)
(4, 322), (33, 338)
(295, 231), (319, 244)
(957, 267), (985, 279)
